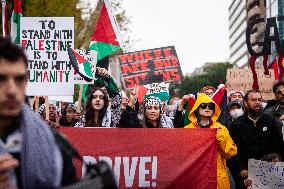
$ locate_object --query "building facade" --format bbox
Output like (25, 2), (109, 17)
(229, 0), (268, 68)
(246, 0), (266, 68)
(265, 0), (284, 65)
(229, 0), (248, 68)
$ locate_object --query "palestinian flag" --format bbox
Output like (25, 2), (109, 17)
(137, 82), (170, 104)
(183, 97), (196, 126)
(68, 48), (95, 82)
(89, 0), (123, 61)
(11, 0), (22, 44)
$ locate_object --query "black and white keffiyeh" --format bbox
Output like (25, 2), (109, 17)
(140, 96), (173, 128)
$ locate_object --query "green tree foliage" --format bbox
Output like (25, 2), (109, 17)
(22, 0), (84, 49)
(1, 0), (131, 49)
(77, 0), (131, 50)
(170, 62), (233, 97)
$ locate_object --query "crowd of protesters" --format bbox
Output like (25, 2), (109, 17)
(1, 36), (284, 188)
(33, 70), (284, 188)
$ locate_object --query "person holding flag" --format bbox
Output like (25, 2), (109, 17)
(184, 93), (237, 189)
(75, 67), (122, 127)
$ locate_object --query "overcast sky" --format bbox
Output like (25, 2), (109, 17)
(121, 0), (230, 74)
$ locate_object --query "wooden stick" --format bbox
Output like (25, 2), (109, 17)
(77, 84), (83, 113)
(34, 96), (39, 112)
(45, 96), (49, 121)
(29, 96), (35, 110)
(59, 101), (62, 115)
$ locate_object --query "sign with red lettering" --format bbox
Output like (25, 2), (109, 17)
(60, 128), (217, 189)
(118, 46), (183, 88)
(20, 17), (74, 95)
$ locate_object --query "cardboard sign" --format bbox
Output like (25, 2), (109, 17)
(60, 128), (217, 189)
(73, 49), (97, 84)
(226, 69), (275, 100)
(118, 46), (183, 88)
(20, 17), (74, 96)
(248, 159), (284, 189)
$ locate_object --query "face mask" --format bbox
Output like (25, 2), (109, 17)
(230, 109), (244, 119)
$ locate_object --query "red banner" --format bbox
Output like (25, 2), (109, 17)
(60, 128), (217, 189)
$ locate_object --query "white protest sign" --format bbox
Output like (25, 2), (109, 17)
(248, 159), (284, 189)
(48, 96), (73, 103)
(20, 17), (74, 96)
(145, 82), (169, 94)
(73, 49), (97, 84)
(143, 82), (170, 101)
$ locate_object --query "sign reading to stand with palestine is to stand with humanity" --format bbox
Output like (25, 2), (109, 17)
(20, 17), (74, 96)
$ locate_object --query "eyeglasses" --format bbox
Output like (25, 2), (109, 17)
(248, 98), (262, 103)
(199, 103), (215, 110)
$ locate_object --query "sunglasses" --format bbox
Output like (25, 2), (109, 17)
(199, 103), (215, 110)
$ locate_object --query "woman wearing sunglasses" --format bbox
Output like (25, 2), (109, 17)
(185, 93), (237, 189)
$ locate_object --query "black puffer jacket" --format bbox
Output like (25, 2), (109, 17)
(230, 113), (284, 172)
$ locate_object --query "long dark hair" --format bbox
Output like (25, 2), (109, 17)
(85, 88), (109, 127)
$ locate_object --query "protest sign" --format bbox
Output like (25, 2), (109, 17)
(60, 128), (217, 189)
(137, 82), (170, 103)
(226, 69), (275, 100)
(48, 96), (73, 103)
(20, 17), (74, 96)
(118, 46), (183, 88)
(248, 159), (284, 189)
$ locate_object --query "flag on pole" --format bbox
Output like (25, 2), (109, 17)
(271, 58), (279, 81)
(1, 0), (8, 37)
(212, 84), (226, 106)
(10, 0), (22, 44)
(68, 48), (95, 82)
(89, 0), (123, 61)
(183, 97), (196, 126)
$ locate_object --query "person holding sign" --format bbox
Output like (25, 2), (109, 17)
(244, 153), (281, 188)
(75, 68), (122, 127)
(230, 90), (284, 189)
(184, 93), (237, 189)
